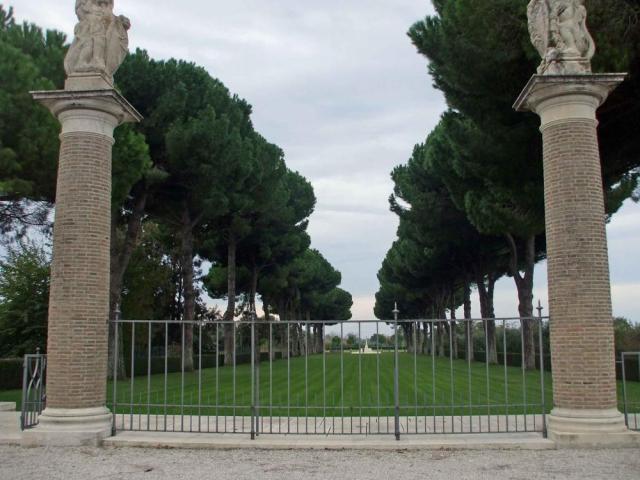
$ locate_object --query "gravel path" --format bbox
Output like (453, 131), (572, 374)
(1, 446), (639, 480)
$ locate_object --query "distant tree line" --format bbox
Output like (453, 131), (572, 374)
(375, 0), (640, 370)
(0, 6), (353, 371)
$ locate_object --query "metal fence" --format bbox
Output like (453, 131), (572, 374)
(21, 351), (47, 430)
(620, 352), (640, 431)
(109, 313), (549, 439)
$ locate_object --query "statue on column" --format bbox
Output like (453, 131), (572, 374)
(527, 0), (596, 75)
(64, 0), (130, 83)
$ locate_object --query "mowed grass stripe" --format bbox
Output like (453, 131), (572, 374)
(2, 353), (638, 416)
(104, 353), (640, 417)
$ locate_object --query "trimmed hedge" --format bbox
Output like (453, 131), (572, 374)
(0, 358), (23, 391)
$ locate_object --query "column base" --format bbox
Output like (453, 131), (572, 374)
(548, 408), (640, 448)
(21, 407), (112, 447)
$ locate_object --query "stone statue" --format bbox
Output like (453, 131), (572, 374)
(527, 0), (596, 75)
(64, 0), (130, 83)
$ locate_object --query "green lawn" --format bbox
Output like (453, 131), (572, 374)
(2, 353), (639, 417)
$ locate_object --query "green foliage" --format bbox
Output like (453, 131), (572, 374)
(379, 0), (640, 331)
(0, 8), (352, 362)
(614, 317), (640, 353)
(0, 242), (50, 356)
(121, 223), (176, 320)
(0, 9), (61, 225)
(112, 125), (152, 209)
(0, 7), (65, 192)
(0, 357), (22, 391)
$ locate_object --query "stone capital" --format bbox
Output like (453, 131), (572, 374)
(513, 73), (626, 129)
(31, 88), (142, 137)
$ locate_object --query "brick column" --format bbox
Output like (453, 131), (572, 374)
(23, 83), (141, 447)
(515, 74), (639, 447)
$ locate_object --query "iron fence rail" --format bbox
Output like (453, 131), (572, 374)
(621, 352), (640, 431)
(20, 352), (46, 431)
(109, 315), (549, 439)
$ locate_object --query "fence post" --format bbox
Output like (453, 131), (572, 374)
(20, 355), (28, 431)
(393, 303), (400, 441)
(111, 308), (119, 436)
(537, 301), (547, 438)
(250, 312), (256, 440)
(621, 353), (628, 428)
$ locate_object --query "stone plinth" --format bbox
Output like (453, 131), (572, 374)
(515, 74), (639, 447)
(23, 84), (141, 447)
(0, 402), (16, 412)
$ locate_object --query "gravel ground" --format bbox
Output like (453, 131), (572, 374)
(1, 446), (639, 480)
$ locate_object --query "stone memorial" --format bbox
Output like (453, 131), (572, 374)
(514, 0), (638, 447)
(23, 0), (141, 447)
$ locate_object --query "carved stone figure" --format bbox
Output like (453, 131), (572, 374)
(527, 0), (595, 75)
(64, 0), (130, 83)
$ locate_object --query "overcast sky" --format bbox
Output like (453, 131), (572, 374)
(12, 1), (640, 323)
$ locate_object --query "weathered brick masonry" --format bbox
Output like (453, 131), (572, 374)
(542, 118), (617, 411)
(46, 131), (113, 409)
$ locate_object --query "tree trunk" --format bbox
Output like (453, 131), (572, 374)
(180, 206), (195, 372)
(108, 184), (148, 380)
(435, 300), (446, 358)
(223, 235), (237, 366)
(249, 262), (259, 313)
(299, 322), (307, 357)
(315, 325), (323, 354)
(415, 323), (422, 355)
(464, 278), (474, 362)
(450, 297), (458, 360)
(506, 234), (536, 370)
(422, 322), (431, 355)
(476, 271), (498, 364)
(399, 322), (410, 353)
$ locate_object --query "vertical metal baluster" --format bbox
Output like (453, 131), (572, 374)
(112, 320), (119, 435)
(636, 354), (640, 430)
(393, 305), (400, 440)
(414, 320), (418, 434)
(376, 321), (381, 434)
(305, 322), (309, 434)
(270, 322), (273, 434)
(485, 319), (490, 433)
(503, 319), (509, 433)
(441, 328), (445, 432)
(537, 305), (547, 438)
(164, 322), (168, 432)
(251, 317), (255, 440)
(341, 321), (345, 435)
(424, 323), (428, 434)
(20, 356), (27, 431)
(147, 322), (152, 431)
(520, 318), (527, 432)
(198, 322), (202, 433)
(358, 322), (363, 433)
(449, 320), (454, 434)
(323, 322), (327, 434)
(215, 324), (219, 433)
(130, 323), (135, 431)
(467, 320), (472, 433)
(287, 322), (291, 434)
(181, 322), (185, 432)
(255, 312), (260, 437)
(233, 322), (236, 433)
(431, 321), (436, 433)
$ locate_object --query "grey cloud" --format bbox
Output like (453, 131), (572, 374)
(12, 1), (640, 321)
